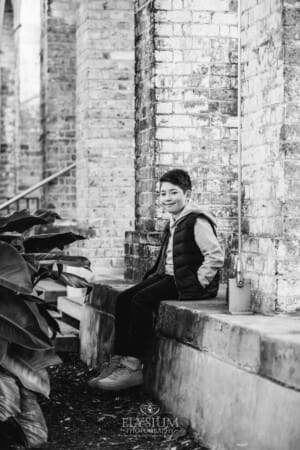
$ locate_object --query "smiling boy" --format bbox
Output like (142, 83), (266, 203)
(88, 169), (224, 390)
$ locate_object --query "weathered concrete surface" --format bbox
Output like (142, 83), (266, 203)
(57, 296), (84, 322)
(54, 317), (79, 353)
(79, 277), (300, 448)
(80, 304), (102, 368)
(146, 337), (300, 450)
(157, 300), (300, 390)
(35, 278), (66, 303)
(79, 278), (133, 368)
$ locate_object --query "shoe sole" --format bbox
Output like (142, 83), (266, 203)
(88, 369), (121, 388)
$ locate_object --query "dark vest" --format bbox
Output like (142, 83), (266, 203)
(144, 212), (220, 300)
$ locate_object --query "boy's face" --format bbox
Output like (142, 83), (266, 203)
(160, 182), (191, 217)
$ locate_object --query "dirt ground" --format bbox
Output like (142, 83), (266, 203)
(39, 353), (208, 450)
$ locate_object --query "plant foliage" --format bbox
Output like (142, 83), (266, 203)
(0, 208), (90, 447)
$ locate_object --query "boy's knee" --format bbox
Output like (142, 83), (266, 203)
(131, 292), (152, 310)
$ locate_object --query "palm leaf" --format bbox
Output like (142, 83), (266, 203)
(24, 232), (86, 253)
(0, 317), (52, 351)
(36, 304), (61, 337)
(0, 288), (52, 350)
(33, 208), (61, 223)
(1, 353), (50, 397)
(54, 271), (92, 292)
(24, 300), (51, 337)
(0, 210), (47, 233)
(18, 387), (48, 447)
(0, 338), (7, 363)
(0, 242), (33, 294)
(23, 253), (91, 270)
(8, 345), (62, 371)
(0, 372), (21, 421)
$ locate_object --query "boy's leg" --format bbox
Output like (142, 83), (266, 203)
(114, 274), (166, 356)
(96, 275), (178, 390)
(126, 275), (178, 359)
(88, 275), (164, 388)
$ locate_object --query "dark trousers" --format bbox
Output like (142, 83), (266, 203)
(114, 274), (178, 359)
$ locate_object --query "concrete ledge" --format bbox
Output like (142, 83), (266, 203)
(157, 300), (300, 390)
(35, 278), (66, 303)
(57, 296), (83, 322)
(146, 337), (300, 450)
(78, 276), (300, 448)
(80, 277), (133, 368)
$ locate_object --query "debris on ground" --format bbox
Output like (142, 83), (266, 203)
(40, 354), (209, 450)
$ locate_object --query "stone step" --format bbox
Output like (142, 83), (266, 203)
(80, 277), (134, 368)
(79, 275), (300, 448)
(50, 311), (79, 353)
(146, 295), (300, 450)
(34, 278), (67, 303)
(57, 295), (83, 322)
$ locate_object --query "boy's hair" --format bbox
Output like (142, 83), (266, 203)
(160, 169), (192, 192)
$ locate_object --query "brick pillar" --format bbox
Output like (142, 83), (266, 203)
(125, 0), (238, 282)
(17, 0), (42, 197)
(41, 0), (77, 217)
(0, 0), (16, 200)
(76, 0), (135, 274)
(241, 0), (300, 312)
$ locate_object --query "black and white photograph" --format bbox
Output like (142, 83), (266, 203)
(0, 0), (299, 448)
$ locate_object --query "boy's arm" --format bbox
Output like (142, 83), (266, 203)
(194, 217), (224, 287)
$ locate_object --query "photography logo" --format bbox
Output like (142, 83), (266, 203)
(121, 401), (179, 436)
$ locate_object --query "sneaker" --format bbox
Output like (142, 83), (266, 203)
(87, 355), (122, 388)
(95, 359), (143, 391)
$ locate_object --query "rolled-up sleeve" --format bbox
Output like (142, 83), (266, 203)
(194, 217), (224, 287)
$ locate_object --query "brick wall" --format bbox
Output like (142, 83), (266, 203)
(0, 0), (16, 200)
(277, 2), (300, 311)
(125, 0), (238, 282)
(1, 0), (298, 311)
(241, 0), (300, 313)
(17, 0), (43, 195)
(125, 0), (160, 280)
(135, 0), (156, 233)
(41, 0), (77, 218)
(75, 0), (135, 273)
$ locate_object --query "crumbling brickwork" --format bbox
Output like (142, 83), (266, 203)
(278, 2), (300, 311)
(125, 0), (161, 280)
(40, 0), (77, 218)
(125, 0), (238, 282)
(241, 0), (300, 312)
